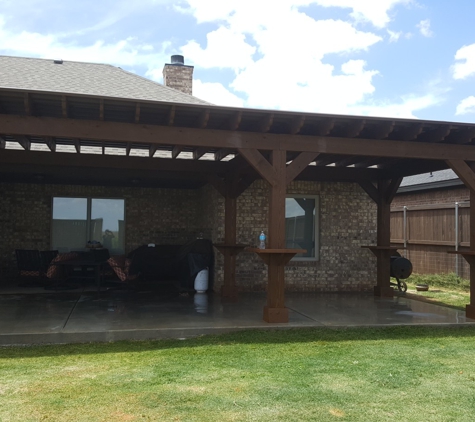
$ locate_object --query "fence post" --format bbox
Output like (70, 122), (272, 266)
(455, 202), (459, 276)
(403, 206), (407, 258)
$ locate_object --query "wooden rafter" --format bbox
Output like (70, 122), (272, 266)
(171, 145), (182, 159)
(445, 127), (475, 144)
(149, 145), (157, 158)
(99, 99), (104, 121)
(390, 123), (423, 141)
(358, 181), (379, 203)
(73, 139), (80, 153)
(214, 149), (230, 161)
(16, 135), (31, 150)
(61, 96), (68, 118)
(446, 160), (475, 192)
(45, 136), (56, 152)
(286, 152), (320, 185)
(314, 118), (334, 135)
(197, 109), (210, 128)
(0, 135), (6, 149)
(259, 113), (274, 133)
(384, 177), (403, 203)
(417, 125), (451, 143)
(334, 156), (360, 167)
(4, 115), (475, 161)
(193, 147), (208, 160)
(24, 93), (31, 116)
(229, 111), (242, 131)
(314, 155), (339, 166)
(238, 148), (277, 185)
(134, 102), (141, 123)
(369, 120), (394, 139)
(289, 115), (305, 135)
(126, 143), (132, 156)
(167, 105), (176, 126)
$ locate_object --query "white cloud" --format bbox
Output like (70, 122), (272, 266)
(452, 43), (475, 80)
(417, 19), (433, 37)
(456, 96), (475, 115)
(387, 29), (401, 42)
(193, 80), (245, 107)
(181, 26), (256, 71)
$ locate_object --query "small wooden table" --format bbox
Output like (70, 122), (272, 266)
(247, 248), (307, 323)
(213, 244), (249, 300)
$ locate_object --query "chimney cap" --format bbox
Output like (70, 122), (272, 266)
(170, 55), (184, 65)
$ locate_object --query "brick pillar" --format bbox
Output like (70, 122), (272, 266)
(162, 55), (194, 95)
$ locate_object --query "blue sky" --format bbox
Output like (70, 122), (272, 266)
(2, 0), (475, 122)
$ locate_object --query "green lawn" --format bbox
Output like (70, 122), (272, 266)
(1, 327), (475, 421)
(404, 273), (470, 310)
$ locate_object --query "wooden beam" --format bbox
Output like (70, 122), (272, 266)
(197, 109), (210, 129)
(24, 93), (31, 116)
(314, 118), (334, 135)
(171, 145), (182, 159)
(446, 160), (475, 192)
(389, 123), (423, 141)
(446, 127), (475, 144)
(334, 156), (360, 167)
(417, 125), (451, 143)
(371, 120), (394, 139)
(207, 174), (227, 197)
(384, 177), (403, 203)
(259, 113), (274, 133)
(167, 105), (176, 126)
(229, 111), (242, 131)
(149, 145), (157, 158)
(16, 135), (31, 150)
(193, 147), (208, 160)
(99, 99), (104, 121)
(45, 136), (56, 152)
(0, 135), (6, 149)
(134, 102), (141, 124)
(358, 181), (379, 203)
(238, 148), (277, 185)
(73, 139), (80, 153)
(289, 115), (305, 135)
(4, 114), (475, 161)
(343, 119), (365, 137)
(126, 143), (132, 156)
(61, 96), (68, 118)
(286, 152), (320, 185)
(314, 155), (339, 166)
(214, 149), (231, 161)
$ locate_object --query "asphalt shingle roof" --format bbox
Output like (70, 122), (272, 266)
(0, 55), (210, 105)
(400, 169), (459, 187)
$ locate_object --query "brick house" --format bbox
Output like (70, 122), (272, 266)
(2, 54), (475, 322)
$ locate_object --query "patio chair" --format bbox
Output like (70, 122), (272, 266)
(15, 249), (47, 287)
(40, 250), (59, 274)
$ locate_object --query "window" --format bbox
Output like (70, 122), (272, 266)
(52, 197), (125, 254)
(285, 195), (319, 260)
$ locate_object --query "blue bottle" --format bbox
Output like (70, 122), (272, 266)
(259, 230), (266, 249)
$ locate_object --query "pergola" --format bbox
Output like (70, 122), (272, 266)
(2, 87), (475, 322)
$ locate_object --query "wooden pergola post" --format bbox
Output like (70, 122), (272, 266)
(359, 177), (402, 297)
(238, 148), (319, 322)
(209, 173), (253, 300)
(446, 160), (475, 319)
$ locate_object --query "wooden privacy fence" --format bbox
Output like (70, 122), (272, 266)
(391, 202), (470, 278)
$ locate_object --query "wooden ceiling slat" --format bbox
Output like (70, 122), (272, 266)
(167, 105), (176, 126)
(61, 96), (68, 118)
(74, 139), (80, 153)
(193, 147), (208, 160)
(0, 135), (6, 149)
(445, 127), (475, 144)
(314, 118), (334, 135)
(214, 149), (230, 161)
(149, 145), (157, 158)
(197, 109), (210, 128)
(45, 136), (56, 152)
(417, 125), (451, 143)
(135, 103), (141, 124)
(99, 99), (104, 121)
(24, 93), (31, 116)
(389, 123), (423, 141)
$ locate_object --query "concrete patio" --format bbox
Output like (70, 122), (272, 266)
(0, 283), (473, 346)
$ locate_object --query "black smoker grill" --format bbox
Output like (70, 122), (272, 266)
(390, 252), (413, 292)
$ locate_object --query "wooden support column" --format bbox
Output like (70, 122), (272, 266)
(446, 160), (475, 319)
(239, 148), (319, 323)
(359, 177), (402, 297)
(209, 173), (254, 301)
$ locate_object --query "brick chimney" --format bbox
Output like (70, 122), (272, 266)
(163, 55), (194, 95)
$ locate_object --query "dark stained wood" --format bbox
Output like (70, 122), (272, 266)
(45, 136), (56, 152)
(286, 152), (320, 185)
(238, 148), (277, 185)
(417, 125), (451, 143)
(134, 102), (141, 123)
(24, 93), (30, 115)
(167, 105), (175, 126)
(126, 143), (131, 156)
(99, 99), (104, 121)
(446, 160), (475, 192)
(229, 110), (242, 131)
(197, 109), (210, 128)
(193, 147), (208, 160)
(369, 120), (394, 139)
(16, 135), (31, 151)
(314, 118), (334, 135)
(342, 119), (365, 137)
(171, 145), (182, 159)
(0, 135), (5, 149)
(390, 123), (422, 141)
(4, 115), (475, 161)
(289, 115), (305, 135)
(259, 113), (274, 133)
(207, 174), (227, 197)
(384, 177), (403, 203)
(61, 95), (68, 118)
(445, 127), (475, 144)
(358, 181), (378, 204)
(214, 149), (231, 161)
(73, 139), (80, 154)
(149, 145), (157, 158)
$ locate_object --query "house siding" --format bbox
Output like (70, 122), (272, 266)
(0, 181), (377, 291)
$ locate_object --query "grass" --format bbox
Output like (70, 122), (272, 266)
(2, 327), (475, 421)
(404, 273), (470, 310)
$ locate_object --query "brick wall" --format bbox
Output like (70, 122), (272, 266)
(0, 180), (377, 291)
(392, 186), (469, 207)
